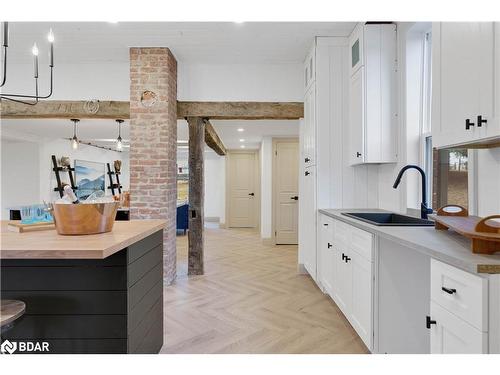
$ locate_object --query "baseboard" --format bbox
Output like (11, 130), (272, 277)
(205, 217), (220, 223)
(297, 263), (308, 275)
(261, 237), (274, 246)
(219, 222), (227, 229)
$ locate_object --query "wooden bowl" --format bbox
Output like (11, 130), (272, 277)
(51, 202), (119, 235)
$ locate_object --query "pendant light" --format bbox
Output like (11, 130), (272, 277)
(115, 119), (124, 151)
(70, 119), (80, 150)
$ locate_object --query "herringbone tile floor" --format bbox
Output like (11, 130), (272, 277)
(162, 225), (368, 354)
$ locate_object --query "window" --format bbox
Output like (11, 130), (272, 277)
(420, 31), (470, 211)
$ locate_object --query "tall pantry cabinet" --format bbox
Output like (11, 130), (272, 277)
(299, 38), (349, 282)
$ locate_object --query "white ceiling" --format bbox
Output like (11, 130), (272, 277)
(6, 22), (357, 64)
(1, 118), (299, 151)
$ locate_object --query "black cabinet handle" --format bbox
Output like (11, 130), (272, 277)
(248, 193), (255, 196)
(465, 119), (475, 130)
(345, 256), (351, 263)
(290, 196), (299, 201)
(477, 115), (487, 127)
(304, 171), (310, 176)
(323, 223), (329, 226)
(426, 316), (437, 329)
(441, 286), (457, 295)
(342, 253), (346, 261)
(356, 152), (362, 158)
(327, 243), (332, 249)
(304, 157), (310, 163)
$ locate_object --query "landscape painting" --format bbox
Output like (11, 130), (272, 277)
(75, 160), (106, 200)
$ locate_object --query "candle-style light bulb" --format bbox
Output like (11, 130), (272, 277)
(32, 43), (39, 56)
(116, 137), (123, 151)
(47, 28), (54, 43)
(71, 136), (79, 150)
(32, 43), (39, 78)
(48, 28), (54, 67)
(2, 22), (8, 47)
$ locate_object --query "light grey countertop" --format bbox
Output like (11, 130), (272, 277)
(319, 208), (500, 275)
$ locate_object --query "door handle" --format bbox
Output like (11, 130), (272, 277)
(290, 196), (298, 200)
(248, 193), (255, 196)
(304, 157), (310, 163)
(304, 171), (310, 176)
(477, 115), (487, 127)
(465, 119), (475, 130)
(426, 316), (437, 329)
(441, 286), (457, 295)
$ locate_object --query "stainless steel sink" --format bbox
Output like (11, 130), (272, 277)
(341, 212), (434, 226)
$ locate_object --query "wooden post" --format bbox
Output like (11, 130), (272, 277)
(187, 116), (205, 275)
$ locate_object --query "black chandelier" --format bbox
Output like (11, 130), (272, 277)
(0, 22), (55, 105)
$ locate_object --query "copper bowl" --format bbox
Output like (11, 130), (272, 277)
(51, 202), (119, 235)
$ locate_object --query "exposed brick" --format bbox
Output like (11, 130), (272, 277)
(129, 47), (177, 285)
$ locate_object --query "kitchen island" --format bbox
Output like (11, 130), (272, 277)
(0, 220), (166, 354)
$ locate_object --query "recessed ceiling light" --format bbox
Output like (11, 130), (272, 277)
(240, 145), (245, 148)
(237, 128), (244, 132)
(239, 139), (245, 142)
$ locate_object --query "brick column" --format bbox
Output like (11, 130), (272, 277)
(129, 47), (177, 284)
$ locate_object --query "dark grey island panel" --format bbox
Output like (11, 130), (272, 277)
(0, 230), (164, 354)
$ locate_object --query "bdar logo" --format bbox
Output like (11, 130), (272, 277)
(1, 340), (17, 354)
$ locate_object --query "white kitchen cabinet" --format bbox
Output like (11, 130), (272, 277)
(300, 165), (317, 281)
(350, 251), (373, 347)
(332, 244), (352, 316)
(432, 22), (499, 149)
(430, 301), (488, 354)
(348, 23), (397, 165)
(303, 84), (316, 167)
(318, 215), (335, 295)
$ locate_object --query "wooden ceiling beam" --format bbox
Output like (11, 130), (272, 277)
(203, 118), (227, 156)
(1, 100), (304, 120)
(177, 101), (303, 120)
(0, 100), (130, 119)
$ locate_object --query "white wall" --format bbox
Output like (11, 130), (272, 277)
(204, 151), (226, 224)
(178, 63), (303, 101)
(260, 137), (273, 239)
(1, 141), (41, 219)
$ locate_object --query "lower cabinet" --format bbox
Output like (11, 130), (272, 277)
(300, 166), (317, 281)
(317, 213), (374, 350)
(429, 259), (489, 353)
(430, 302), (488, 354)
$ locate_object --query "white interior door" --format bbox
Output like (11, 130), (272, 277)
(274, 140), (299, 244)
(228, 152), (257, 228)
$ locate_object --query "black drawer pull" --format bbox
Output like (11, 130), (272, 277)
(305, 157), (310, 163)
(356, 152), (362, 158)
(323, 223), (328, 226)
(465, 119), (475, 130)
(477, 115), (487, 127)
(441, 286), (457, 295)
(342, 253), (346, 261)
(345, 256), (351, 263)
(304, 171), (310, 176)
(327, 243), (332, 249)
(426, 316), (437, 329)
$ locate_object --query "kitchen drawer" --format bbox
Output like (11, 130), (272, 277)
(350, 226), (374, 262)
(334, 220), (350, 248)
(430, 301), (488, 354)
(431, 259), (488, 331)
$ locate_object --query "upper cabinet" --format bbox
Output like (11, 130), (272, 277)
(432, 22), (500, 149)
(348, 23), (398, 165)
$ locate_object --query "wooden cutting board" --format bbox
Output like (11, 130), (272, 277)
(7, 221), (55, 233)
(431, 213), (500, 255)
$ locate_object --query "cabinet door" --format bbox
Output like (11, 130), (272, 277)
(318, 216), (335, 296)
(430, 302), (487, 354)
(349, 67), (365, 165)
(332, 246), (352, 316)
(303, 84), (316, 166)
(350, 252), (373, 349)
(301, 166), (317, 281)
(488, 22), (500, 139)
(433, 22), (494, 148)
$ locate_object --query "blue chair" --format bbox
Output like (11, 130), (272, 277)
(176, 203), (189, 234)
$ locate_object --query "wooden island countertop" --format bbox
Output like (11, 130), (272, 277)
(0, 220), (166, 259)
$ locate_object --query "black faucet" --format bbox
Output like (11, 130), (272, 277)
(393, 164), (433, 219)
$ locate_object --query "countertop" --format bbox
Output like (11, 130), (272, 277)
(319, 209), (500, 274)
(0, 220), (166, 259)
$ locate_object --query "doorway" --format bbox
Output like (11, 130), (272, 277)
(226, 150), (260, 228)
(273, 138), (299, 244)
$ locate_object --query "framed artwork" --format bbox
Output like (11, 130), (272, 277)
(74, 160), (106, 200)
